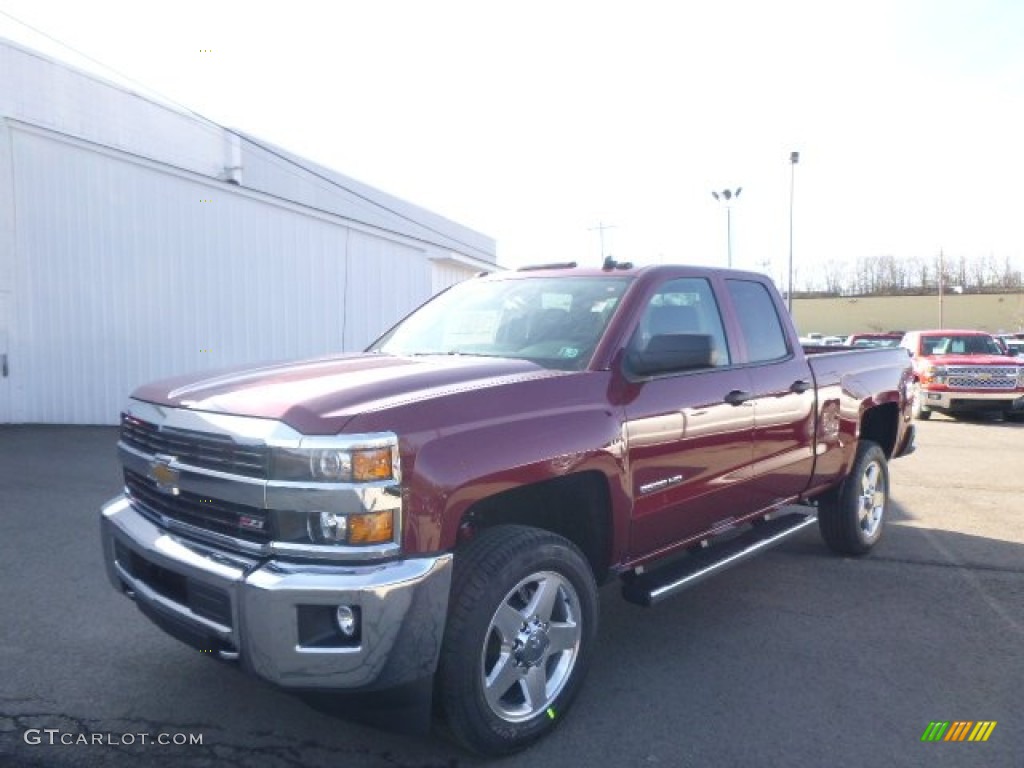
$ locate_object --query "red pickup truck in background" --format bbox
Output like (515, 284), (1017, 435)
(101, 263), (916, 755)
(901, 329), (1024, 421)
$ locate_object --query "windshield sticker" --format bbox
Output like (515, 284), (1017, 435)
(442, 310), (500, 347)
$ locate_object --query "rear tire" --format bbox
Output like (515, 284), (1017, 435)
(437, 525), (598, 756)
(819, 440), (889, 556)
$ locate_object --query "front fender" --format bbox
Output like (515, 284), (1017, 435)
(408, 403), (629, 553)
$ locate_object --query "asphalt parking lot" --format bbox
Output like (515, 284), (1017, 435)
(1, 416), (1022, 767)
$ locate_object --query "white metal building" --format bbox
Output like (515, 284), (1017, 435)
(0, 38), (496, 425)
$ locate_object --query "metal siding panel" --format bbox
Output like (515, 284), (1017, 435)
(239, 136), (496, 263)
(432, 262), (477, 293)
(11, 129), (360, 424)
(3, 39), (497, 424)
(0, 293), (10, 422)
(344, 232), (429, 351)
(2, 40), (224, 181)
(0, 120), (15, 295)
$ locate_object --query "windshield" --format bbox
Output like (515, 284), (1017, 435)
(920, 334), (1004, 356)
(369, 276), (632, 371)
(852, 337), (901, 348)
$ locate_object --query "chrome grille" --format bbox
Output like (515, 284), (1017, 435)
(946, 366), (1019, 390)
(121, 414), (267, 478)
(124, 468), (270, 544)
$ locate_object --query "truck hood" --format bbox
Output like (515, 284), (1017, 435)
(131, 353), (566, 434)
(919, 354), (1020, 367)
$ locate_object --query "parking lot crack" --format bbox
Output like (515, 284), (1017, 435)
(1, 705), (462, 768)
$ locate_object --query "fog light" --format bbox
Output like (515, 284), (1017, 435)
(336, 605), (358, 637)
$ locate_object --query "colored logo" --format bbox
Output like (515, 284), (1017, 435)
(149, 456), (181, 496)
(921, 721), (996, 742)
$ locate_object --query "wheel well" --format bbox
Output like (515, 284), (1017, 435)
(860, 403), (899, 457)
(458, 472), (613, 584)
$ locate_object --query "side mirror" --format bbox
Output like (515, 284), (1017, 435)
(627, 333), (714, 377)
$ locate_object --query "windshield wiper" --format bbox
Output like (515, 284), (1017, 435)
(405, 351), (504, 358)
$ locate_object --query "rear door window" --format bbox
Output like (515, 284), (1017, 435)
(724, 279), (790, 362)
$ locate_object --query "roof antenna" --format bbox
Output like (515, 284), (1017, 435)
(602, 255), (633, 271)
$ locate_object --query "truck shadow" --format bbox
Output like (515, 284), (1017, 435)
(923, 411), (1024, 428)
(580, 515), (1023, 764)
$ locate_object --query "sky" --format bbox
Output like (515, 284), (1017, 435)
(2, 0), (1023, 288)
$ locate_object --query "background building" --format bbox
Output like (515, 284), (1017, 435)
(792, 293), (1024, 338)
(0, 38), (496, 425)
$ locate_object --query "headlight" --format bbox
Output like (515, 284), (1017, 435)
(270, 437), (398, 483)
(923, 364), (948, 384)
(306, 509), (395, 546)
(266, 433), (402, 552)
(311, 510), (348, 542)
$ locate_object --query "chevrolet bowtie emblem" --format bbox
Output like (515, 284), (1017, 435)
(149, 456), (181, 496)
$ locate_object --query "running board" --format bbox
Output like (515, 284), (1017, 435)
(621, 512), (818, 607)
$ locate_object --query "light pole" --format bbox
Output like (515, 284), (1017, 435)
(711, 187), (742, 267)
(938, 249), (945, 328)
(787, 151), (800, 313)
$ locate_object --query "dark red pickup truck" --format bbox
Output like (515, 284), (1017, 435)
(101, 263), (916, 755)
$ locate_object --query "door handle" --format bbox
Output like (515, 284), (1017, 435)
(724, 389), (753, 406)
(1, 354), (6, 378)
(790, 379), (811, 394)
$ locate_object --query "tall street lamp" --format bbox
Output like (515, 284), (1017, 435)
(711, 187), (742, 267)
(787, 151), (800, 313)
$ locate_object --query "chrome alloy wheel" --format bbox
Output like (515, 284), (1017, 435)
(480, 570), (581, 723)
(858, 460), (886, 539)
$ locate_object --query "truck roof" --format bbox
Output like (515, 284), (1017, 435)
(491, 262), (771, 283)
(909, 329), (995, 336)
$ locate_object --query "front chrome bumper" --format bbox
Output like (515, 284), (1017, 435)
(101, 495), (452, 691)
(920, 389), (1024, 411)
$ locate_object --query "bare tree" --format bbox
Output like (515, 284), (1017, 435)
(997, 256), (1022, 290)
(969, 256), (988, 289)
(910, 256), (930, 292)
(933, 253), (953, 294)
(832, 251), (1020, 296)
(954, 254), (968, 291)
(823, 259), (846, 295)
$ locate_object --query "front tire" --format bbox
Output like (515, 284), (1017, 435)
(819, 440), (889, 556)
(911, 384), (931, 420)
(437, 525), (598, 756)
